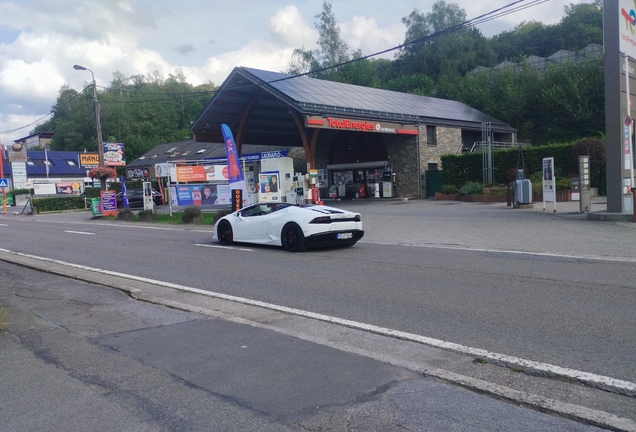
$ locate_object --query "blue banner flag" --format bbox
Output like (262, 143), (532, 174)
(221, 124), (250, 208)
(121, 176), (129, 208)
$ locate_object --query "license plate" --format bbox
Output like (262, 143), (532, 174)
(337, 232), (353, 240)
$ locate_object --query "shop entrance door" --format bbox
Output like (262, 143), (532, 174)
(426, 170), (443, 198)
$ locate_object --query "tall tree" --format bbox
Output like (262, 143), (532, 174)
(37, 71), (216, 161)
(395, 1), (495, 83)
(286, 1), (351, 78)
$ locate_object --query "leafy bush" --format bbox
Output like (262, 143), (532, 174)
(555, 177), (571, 191)
(458, 181), (483, 196)
(440, 184), (459, 194)
(11, 188), (31, 195)
(31, 196), (87, 212)
(182, 206), (202, 224)
(529, 172), (571, 194)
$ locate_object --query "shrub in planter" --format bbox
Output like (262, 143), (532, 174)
(117, 208), (135, 221)
(182, 206), (202, 224)
(138, 209), (157, 222)
(458, 181), (483, 196)
(440, 184), (459, 194)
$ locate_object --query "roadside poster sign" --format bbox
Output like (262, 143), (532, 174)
(100, 190), (118, 216)
(91, 198), (102, 218)
(143, 182), (153, 211)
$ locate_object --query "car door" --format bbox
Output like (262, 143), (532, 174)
(233, 204), (273, 242)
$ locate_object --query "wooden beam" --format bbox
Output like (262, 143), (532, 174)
(290, 109), (313, 169)
(233, 89), (265, 154)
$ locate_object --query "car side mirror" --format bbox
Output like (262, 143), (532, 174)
(237, 213), (245, 221)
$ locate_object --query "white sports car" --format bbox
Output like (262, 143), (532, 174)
(214, 203), (364, 252)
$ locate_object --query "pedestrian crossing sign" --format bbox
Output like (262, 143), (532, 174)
(0, 178), (8, 188)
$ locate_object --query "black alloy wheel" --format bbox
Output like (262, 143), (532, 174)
(217, 220), (234, 245)
(281, 223), (307, 252)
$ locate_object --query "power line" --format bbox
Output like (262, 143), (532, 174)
(1, 0), (553, 137)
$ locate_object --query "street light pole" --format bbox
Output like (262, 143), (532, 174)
(73, 65), (105, 186)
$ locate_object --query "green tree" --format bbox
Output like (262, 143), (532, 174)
(37, 71), (216, 161)
(396, 1), (496, 80)
(286, 1), (352, 78)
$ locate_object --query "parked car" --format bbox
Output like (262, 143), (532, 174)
(116, 188), (163, 208)
(214, 203), (364, 252)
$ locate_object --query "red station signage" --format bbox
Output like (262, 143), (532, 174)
(305, 115), (418, 135)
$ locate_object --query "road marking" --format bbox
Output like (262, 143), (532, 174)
(196, 243), (253, 251)
(0, 246), (634, 397)
(64, 230), (95, 235)
(361, 241), (636, 263)
(0, 223), (8, 226)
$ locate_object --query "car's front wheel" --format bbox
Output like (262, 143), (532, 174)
(281, 223), (307, 252)
(217, 220), (234, 245)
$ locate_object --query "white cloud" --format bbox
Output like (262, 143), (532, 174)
(0, 0), (594, 144)
(341, 16), (404, 58)
(267, 5), (316, 47)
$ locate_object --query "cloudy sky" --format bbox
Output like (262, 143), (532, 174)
(0, 0), (591, 144)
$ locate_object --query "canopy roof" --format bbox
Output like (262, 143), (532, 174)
(191, 67), (514, 146)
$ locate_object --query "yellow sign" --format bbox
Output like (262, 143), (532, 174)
(79, 153), (100, 168)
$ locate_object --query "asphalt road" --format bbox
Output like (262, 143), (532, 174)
(0, 199), (635, 430)
(0, 201), (634, 384)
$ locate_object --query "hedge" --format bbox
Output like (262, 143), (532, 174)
(440, 139), (606, 194)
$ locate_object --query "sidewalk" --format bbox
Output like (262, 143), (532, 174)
(0, 257), (622, 432)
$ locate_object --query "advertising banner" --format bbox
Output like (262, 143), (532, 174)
(204, 165), (229, 181)
(176, 166), (206, 182)
(100, 190), (118, 216)
(221, 124), (250, 207)
(143, 181), (153, 211)
(259, 173), (280, 202)
(174, 184), (231, 206)
(216, 185), (231, 204)
(542, 157), (557, 211)
(55, 182), (82, 195)
(102, 142), (126, 166)
(126, 167), (150, 179)
(33, 183), (57, 195)
(91, 198), (102, 218)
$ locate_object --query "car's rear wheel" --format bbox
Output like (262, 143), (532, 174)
(281, 223), (307, 252)
(217, 220), (234, 245)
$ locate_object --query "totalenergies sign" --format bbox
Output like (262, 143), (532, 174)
(620, 0), (636, 58)
(306, 115), (418, 135)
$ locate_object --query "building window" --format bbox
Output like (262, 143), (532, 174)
(426, 126), (437, 146)
(428, 163), (438, 171)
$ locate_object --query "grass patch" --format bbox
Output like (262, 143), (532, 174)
(0, 309), (7, 333)
(510, 366), (524, 373)
(105, 211), (216, 224)
(472, 357), (488, 364)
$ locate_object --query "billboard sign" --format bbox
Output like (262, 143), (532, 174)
(79, 153), (100, 169)
(102, 142), (126, 166)
(8, 142), (27, 162)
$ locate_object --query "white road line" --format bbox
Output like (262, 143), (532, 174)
(0, 223), (8, 226)
(0, 246), (634, 396)
(196, 243), (253, 251)
(361, 241), (636, 263)
(64, 230), (95, 235)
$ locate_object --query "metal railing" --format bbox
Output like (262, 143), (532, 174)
(458, 141), (531, 154)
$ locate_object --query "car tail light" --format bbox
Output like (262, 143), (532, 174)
(309, 216), (331, 224)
